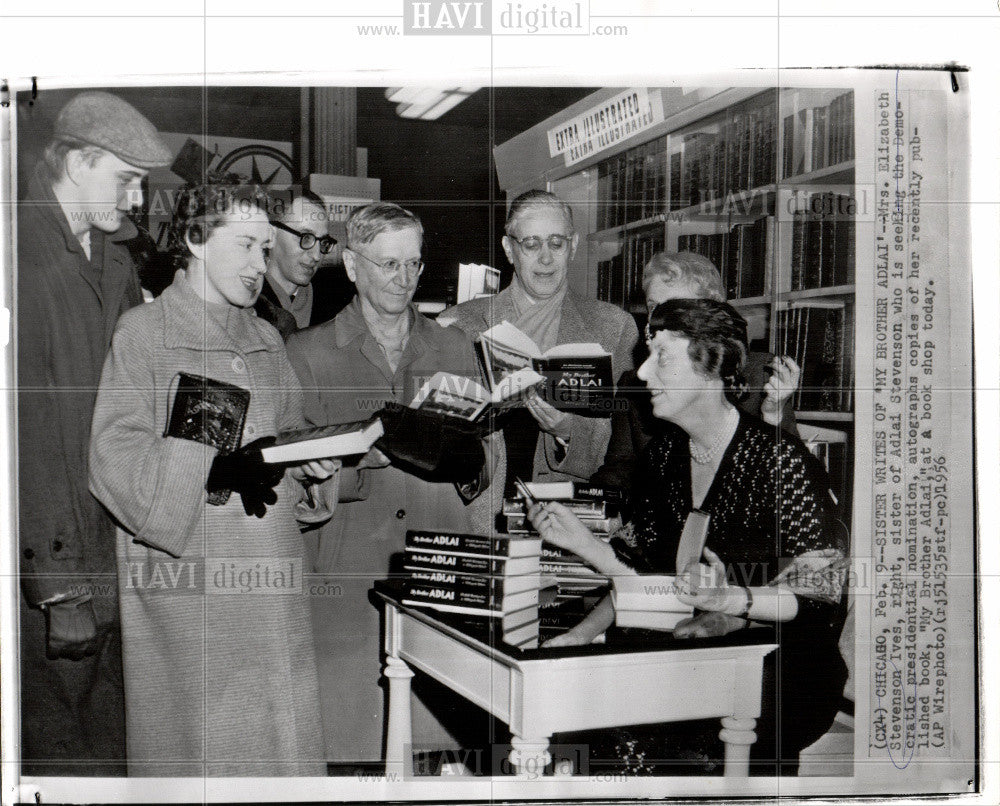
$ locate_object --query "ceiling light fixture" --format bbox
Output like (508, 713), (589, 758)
(385, 87), (481, 120)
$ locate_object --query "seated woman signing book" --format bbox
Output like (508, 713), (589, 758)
(88, 176), (339, 777)
(527, 298), (848, 775)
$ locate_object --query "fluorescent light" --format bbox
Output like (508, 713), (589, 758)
(388, 87), (481, 120)
(417, 92), (474, 120)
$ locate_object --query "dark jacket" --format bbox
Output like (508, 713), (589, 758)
(252, 280), (298, 340)
(17, 165), (142, 617)
(253, 271), (355, 339)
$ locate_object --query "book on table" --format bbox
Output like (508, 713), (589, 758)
(401, 583), (541, 616)
(405, 529), (542, 559)
(403, 549), (541, 577)
(406, 569), (546, 597)
(259, 417), (384, 464)
(476, 321), (615, 412)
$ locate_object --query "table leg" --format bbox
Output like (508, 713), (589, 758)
(384, 655), (414, 778)
(509, 735), (552, 778)
(719, 715), (757, 777)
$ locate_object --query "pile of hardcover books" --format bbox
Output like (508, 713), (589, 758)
(400, 530), (547, 649)
(503, 481), (622, 602)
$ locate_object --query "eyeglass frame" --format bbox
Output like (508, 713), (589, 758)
(346, 248), (425, 279)
(506, 232), (575, 254)
(271, 220), (338, 254)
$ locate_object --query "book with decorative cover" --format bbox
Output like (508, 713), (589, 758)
(163, 372), (250, 505)
(164, 372), (250, 454)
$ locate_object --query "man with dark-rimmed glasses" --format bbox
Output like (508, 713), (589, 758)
(254, 190), (336, 337)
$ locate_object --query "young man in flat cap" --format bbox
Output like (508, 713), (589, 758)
(17, 90), (172, 775)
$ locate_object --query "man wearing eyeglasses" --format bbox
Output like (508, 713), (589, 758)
(254, 191), (336, 337)
(285, 202), (494, 767)
(442, 189), (639, 494)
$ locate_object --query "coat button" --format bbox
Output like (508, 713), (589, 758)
(52, 540), (63, 552)
(245, 425), (256, 437)
(23, 548), (34, 560)
(232, 357), (246, 373)
(395, 509), (406, 519)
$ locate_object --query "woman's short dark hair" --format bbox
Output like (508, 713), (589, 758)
(167, 173), (270, 270)
(647, 298), (750, 399)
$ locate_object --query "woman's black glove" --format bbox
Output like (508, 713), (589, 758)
(206, 436), (284, 518)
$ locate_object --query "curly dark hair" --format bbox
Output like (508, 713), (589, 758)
(647, 298), (750, 400)
(166, 172), (271, 271)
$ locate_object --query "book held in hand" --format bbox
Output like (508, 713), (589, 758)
(409, 370), (544, 422)
(612, 574), (693, 631)
(260, 417), (384, 464)
(477, 321), (615, 413)
(164, 372), (251, 505)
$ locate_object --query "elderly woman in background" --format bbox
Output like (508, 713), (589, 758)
(591, 250), (800, 492)
(89, 177), (338, 776)
(529, 297), (848, 775)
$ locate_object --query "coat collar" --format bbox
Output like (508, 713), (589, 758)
(333, 296), (442, 353)
(161, 270), (283, 354)
(493, 285), (586, 344)
(332, 296), (442, 382)
(26, 164), (138, 257)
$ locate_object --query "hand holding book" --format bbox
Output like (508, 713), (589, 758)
(206, 436), (286, 518)
(523, 386), (572, 441)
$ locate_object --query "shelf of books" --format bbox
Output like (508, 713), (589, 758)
(583, 86), (857, 526)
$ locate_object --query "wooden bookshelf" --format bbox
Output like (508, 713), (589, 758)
(584, 90), (858, 421)
(572, 86), (858, 532)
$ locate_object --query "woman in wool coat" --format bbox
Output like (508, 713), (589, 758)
(90, 179), (339, 777)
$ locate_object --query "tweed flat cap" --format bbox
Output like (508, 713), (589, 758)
(54, 91), (172, 169)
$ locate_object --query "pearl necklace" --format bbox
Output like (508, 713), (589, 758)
(689, 407), (739, 465)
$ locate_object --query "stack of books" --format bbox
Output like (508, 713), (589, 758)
(502, 481), (623, 538)
(400, 530), (547, 649)
(502, 481), (623, 596)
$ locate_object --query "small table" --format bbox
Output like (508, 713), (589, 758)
(377, 590), (777, 778)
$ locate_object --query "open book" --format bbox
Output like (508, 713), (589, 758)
(476, 321), (614, 412)
(456, 262), (501, 304)
(409, 370), (544, 422)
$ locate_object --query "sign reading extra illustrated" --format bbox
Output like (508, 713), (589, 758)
(405, 1), (492, 34)
(547, 88), (665, 167)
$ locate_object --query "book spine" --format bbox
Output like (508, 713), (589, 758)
(403, 583), (537, 611)
(503, 499), (609, 518)
(406, 570), (539, 595)
(403, 550), (525, 576)
(506, 515), (615, 535)
(405, 530), (537, 557)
